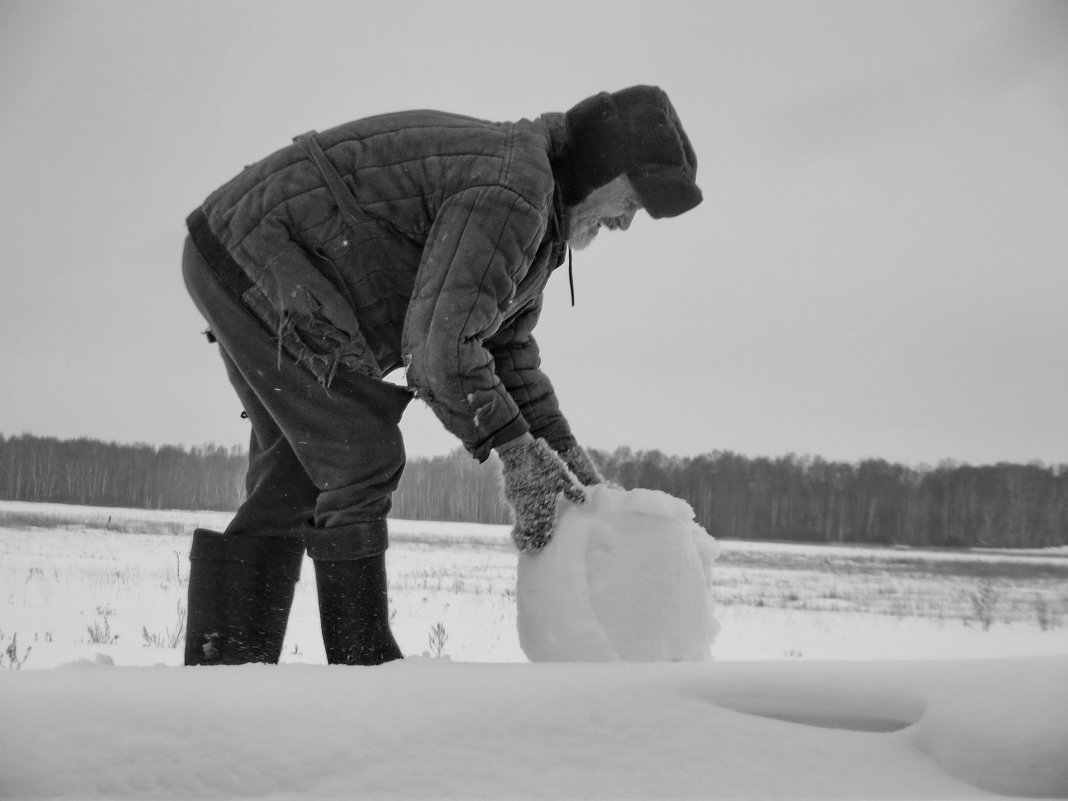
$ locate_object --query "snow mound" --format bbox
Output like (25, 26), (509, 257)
(517, 485), (721, 662)
(56, 653), (116, 669)
(3, 657), (1068, 799)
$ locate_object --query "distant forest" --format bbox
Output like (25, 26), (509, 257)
(1, 433), (1065, 550)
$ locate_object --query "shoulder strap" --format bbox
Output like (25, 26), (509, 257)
(293, 131), (363, 225)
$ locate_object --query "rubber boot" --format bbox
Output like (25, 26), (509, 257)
(184, 529), (305, 665)
(314, 551), (403, 666)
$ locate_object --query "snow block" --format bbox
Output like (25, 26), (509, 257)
(517, 485), (721, 662)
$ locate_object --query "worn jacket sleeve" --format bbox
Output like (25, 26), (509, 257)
(401, 185), (548, 461)
(485, 297), (577, 453)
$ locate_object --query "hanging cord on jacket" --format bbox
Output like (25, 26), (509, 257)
(568, 247), (575, 307)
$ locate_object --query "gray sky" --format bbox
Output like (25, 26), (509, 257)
(1, 0), (1065, 467)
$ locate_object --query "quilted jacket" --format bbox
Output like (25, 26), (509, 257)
(186, 110), (577, 461)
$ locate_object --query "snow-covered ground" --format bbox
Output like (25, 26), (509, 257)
(1, 500), (1067, 798)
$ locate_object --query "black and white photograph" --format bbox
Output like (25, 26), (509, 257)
(1, 1), (1066, 798)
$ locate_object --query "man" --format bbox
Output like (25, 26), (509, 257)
(182, 85), (702, 667)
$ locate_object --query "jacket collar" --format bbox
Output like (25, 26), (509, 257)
(542, 113), (571, 244)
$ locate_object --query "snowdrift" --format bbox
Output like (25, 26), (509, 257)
(1, 656), (1066, 799)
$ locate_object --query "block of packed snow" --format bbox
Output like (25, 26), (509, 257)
(517, 485), (720, 662)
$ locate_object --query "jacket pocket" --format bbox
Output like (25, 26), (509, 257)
(241, 284), (381, 386)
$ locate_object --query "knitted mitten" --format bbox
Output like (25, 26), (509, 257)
(558, 445), (605, 486)
(499, 438), (587, 552)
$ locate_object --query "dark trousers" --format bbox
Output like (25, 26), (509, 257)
(182, 236), (413, 560)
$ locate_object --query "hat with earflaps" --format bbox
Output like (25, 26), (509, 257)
(558, 85), (703, 218)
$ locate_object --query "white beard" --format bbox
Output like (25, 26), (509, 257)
(568, 219), (601, 250)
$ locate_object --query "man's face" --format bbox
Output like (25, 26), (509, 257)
(566, 175), (643, 250)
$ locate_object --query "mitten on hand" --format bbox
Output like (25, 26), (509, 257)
(557, 445), (606, 487)
(499, 438), (587, 552)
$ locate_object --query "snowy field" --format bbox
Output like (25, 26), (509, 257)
(2, 500), (1067, 798)
(2, 500), (1065, 667)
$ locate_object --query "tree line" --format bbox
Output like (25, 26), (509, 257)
(1, 433), (1065, 549)
(0, 434), (245, 511)
(592, 448), (1068, 550)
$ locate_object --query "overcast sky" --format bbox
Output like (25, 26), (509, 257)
(1, 0), (1065, 467)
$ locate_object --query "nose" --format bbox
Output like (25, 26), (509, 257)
(618, 210), (637, 231)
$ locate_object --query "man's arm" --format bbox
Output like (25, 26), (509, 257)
(486, 296), (577, 454)
(401, 185), (549, 461)
(489, 300), (606, 487)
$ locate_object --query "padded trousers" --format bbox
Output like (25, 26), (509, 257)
(182, 235), (413, 561)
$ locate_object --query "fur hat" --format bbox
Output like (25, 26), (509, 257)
(560, 85), (702, 218)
